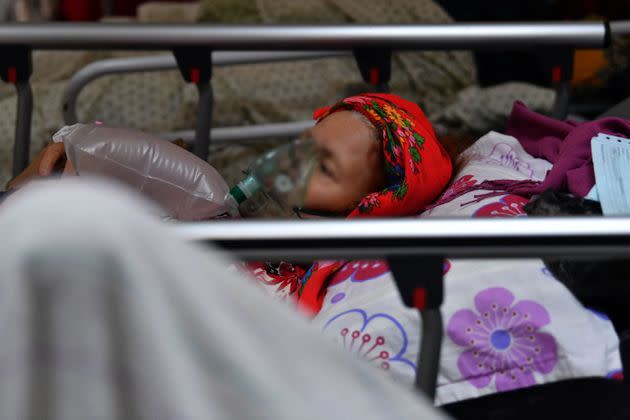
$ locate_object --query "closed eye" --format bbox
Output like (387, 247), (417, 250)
(320, 161), (332, 177)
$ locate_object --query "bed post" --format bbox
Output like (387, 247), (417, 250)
(173, 47), (214, 161)
(388, 255), (444, 400)
(0, 45), (33, 178)
(353, 48), (392, 93)
(545, 48), (575, 120)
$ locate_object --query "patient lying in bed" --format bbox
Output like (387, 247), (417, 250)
(5, 93), (625, 410)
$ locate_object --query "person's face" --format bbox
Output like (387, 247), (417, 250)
(302, 111), (385, 216)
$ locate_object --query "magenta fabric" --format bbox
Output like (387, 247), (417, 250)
(424, 102), (630, 208)
(504, 101), (630, 198)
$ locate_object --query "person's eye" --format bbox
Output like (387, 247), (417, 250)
(320, 161), (333, 178)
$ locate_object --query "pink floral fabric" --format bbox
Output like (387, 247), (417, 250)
(473, 195), (528, 218)
(427, 174), (478, 210)
(421, 131), (553, 218)
(329, 260), (390, 286)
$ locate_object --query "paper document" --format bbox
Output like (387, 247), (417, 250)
(591, 133), (630, 215)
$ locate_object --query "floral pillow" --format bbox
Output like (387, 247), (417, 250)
(421, 130), (553, 218)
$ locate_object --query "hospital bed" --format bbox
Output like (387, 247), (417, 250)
(173, 216), (630, 399)
(1, 20), (630, 402)
(56, 22), (602, 153)
(0, 21), (616, 178)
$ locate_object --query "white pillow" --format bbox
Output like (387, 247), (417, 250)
(421, 131), (552, 218)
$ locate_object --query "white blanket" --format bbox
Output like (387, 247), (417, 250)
(0, 179), (444, 420)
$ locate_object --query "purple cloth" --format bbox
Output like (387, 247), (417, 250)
(504, 101), (630, 197)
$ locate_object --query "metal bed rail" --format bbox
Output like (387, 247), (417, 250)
(174, 215), (630, 399)
(159, 120), (314, 143)
(0, 22), (610, 49)
(173, 216), (630, 260)
(62, 49), (573, 143)
(62, 51), (349, 125)
(0, 21), (618, 177)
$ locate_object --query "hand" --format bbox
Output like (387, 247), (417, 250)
(5, 142), (75, 190)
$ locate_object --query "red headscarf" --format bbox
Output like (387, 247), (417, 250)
(297, 93), (452, 315)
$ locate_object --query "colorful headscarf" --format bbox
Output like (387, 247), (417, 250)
(296, 93), (453, 315)
(312, 93), (452, 218)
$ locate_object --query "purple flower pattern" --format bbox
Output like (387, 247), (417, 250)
(484, 143), (535, 178)
(447, 287), (557, 392)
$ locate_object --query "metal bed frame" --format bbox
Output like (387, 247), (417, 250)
(1, 21), (629, 399)
(58, 46), (567, 145)
(173, 216), (630, 399)
(173, 217), (630, 260)
(57, 22), (615, 149)
(61, 51), (347, 141)
(0, 21), (618, 177)
(0, 22), (607, 48)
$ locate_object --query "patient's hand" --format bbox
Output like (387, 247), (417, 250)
(5, 142), (74, 190)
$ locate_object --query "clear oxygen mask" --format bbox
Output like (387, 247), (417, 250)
(228, 137), (318, 217)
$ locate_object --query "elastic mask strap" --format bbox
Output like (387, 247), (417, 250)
(293, 206), (343, 219)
